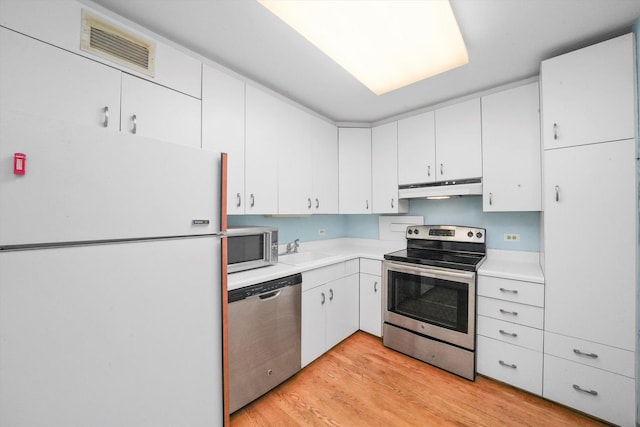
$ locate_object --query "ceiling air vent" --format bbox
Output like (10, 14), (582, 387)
(81, 10), (155, 77)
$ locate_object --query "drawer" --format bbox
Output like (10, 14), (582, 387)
(477, 316), (542, 352)
(477, 336), (542, 395)
(544, 332), (635, 378)
(345, 259), (359, 276)
(477, 296), (543, 329)
(543, 354), (636, 427)
(478, 275), (544, 307)
(302, 262), (346, 291)
(359, 258), (381, 276)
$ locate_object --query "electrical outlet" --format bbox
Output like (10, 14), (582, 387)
(318, 228), (326, 236)
(504, 233), (520, 242)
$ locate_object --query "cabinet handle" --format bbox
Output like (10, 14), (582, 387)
(489, 192), (493, 206)
(374, 281), (378, 292)
(555, 185), (560, 202)
(236, 193), (241, 208)
(499, 329), (518, 338)
(329, 288), (334, 301)
(427, 165), (431, 177)
(103, 106), (109, 128)
(315, 198), (319, 209)
(440, 163), (444, 175)
(572, 384), (598, 396)
(573, 348), (598, 359)
(498, 360), (517, 369)
(131, 114), (137, 134)
(499, 287), (518, 294)
(499, 308), (518, 316)
(308, 197), (312, 209)
(553, 123), (558, 140)
(321, 292), (326, 305)
(391, 198), (394, 209)
(250, 193), (255, 207)
(366, 200), (369, 210)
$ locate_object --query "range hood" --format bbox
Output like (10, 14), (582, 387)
(398, 178), (482, 199)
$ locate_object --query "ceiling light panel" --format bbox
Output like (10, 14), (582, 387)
(258, 0), (468, 95)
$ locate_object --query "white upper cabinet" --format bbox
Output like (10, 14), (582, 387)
(434, 98), (482, 181)
(481, 82), (542, 212)
(540, 33), (635, 150)
(339, 128), (372, 214)
(372, 122), (408, 214)
(397, 111), (436, 185)
(202, 65), (246, 215)
(0, 0), (202, 98)
(245, 86), (281, 215)
(0, 27), (121, 131)
(121, 74), (201, 149)
(278, 105), (314, 214)
(310, 117), (339, 214)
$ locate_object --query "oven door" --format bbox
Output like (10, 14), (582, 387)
(383, 260), (476, 350)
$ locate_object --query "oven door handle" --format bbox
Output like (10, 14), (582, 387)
(384, 261), (476, 282)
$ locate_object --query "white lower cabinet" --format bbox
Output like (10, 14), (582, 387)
(476, 274), (544, 396)
(301, 260), (359, 367)
(358, 259), (382, 337)
(544, 354), (636, 427)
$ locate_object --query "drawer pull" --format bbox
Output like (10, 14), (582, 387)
(499, 287), (518, 294)
(498, 360), (517, 369)
(499, 309), (518, 316)
(573, 348), (598, 359)
(499, 329), (517, 338)
(572, 384), (598, 396)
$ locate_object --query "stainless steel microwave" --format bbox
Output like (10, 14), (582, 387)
(226, 226), (278, 273)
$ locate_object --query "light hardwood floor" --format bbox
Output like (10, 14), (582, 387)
(231, 332), (608, 426)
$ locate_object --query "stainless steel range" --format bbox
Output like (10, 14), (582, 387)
(382, 225), (486, 380)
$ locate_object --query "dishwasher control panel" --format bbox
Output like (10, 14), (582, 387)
(228, 273), (302, 303)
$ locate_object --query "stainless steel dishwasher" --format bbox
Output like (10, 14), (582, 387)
(228, 273), (302, 413)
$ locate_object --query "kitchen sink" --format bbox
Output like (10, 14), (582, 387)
(278, 251), (333, 265)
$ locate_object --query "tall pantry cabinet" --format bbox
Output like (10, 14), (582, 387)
(540, 33), (637, 427)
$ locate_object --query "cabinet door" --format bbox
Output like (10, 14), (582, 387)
(397, 111), (435, 185)
(482, 83), (541, 211)
(372, 122), (407, 214)
(541, 33), (635, 150)
(301, 285), (327, 367)
(245, 86), (280, 214)
(311, 117), (339, 214)
(121, 74), (201, 148)
(278, 106), (313, 214)
(338, 128), (372, 214)
(435, 99), (482, 181)
(0, 27), (120, 131)
(202, 65), (246, 214)
(326, 275), (360, 349)
(544, 140), (636, 351)
(359, 273), (382, 337)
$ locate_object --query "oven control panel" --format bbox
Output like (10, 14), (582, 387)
(406, 225), (485, 243)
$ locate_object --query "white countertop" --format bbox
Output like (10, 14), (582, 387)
(228, 240), (544, 290)
(227, 238), (404, 291)
(478, 249), (544, 283)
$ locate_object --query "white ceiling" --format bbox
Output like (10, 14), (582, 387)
(90, 0), (640, 124)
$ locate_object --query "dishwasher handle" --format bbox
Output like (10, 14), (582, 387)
(258, 290), (282, 301)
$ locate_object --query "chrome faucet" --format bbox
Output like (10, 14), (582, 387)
(286, 238), (300, 254)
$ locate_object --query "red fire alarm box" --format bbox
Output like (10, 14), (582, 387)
(14, 153), (26, 175)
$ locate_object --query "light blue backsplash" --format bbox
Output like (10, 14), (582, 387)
(228, 214), (346, 245)
(229, 196), (540, 251)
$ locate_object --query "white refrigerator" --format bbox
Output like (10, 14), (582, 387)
(0, 110), (226, 426)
